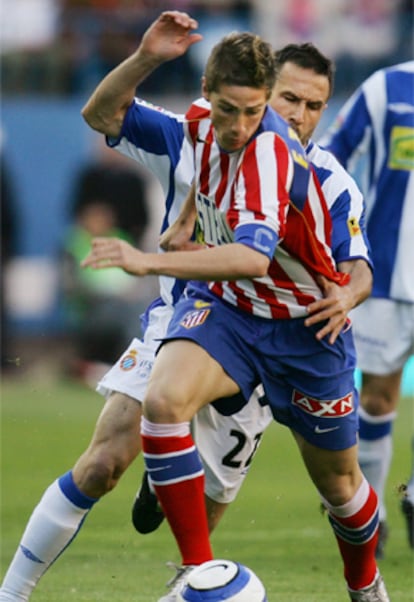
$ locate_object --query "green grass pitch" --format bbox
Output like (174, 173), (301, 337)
(1, 378), (413, 600)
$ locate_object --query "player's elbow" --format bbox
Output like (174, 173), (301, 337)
(81, 101), (101, 130)
(240, 247), (270, 278)
(81, 103), (123, 138)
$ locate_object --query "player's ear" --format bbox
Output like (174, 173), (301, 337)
(201, 76), (209, 101)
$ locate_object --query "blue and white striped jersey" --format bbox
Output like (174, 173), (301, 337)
(108, 98), (193, 308)
(306, 141), (372, 269)
(320, 62), (414, 302)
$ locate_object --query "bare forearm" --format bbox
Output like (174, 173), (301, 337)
(81, 11), (201, 137)
(147, 245), (268, 280)
(81, 50), (161, 136)
(337, 258), (373, 308)
(82, 238), (269, 281)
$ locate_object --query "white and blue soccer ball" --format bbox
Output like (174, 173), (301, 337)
(176, 559), (267, 601)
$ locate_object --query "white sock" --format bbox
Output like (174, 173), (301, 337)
(358, 408), (396, 522)
(0, 473), (96, 601)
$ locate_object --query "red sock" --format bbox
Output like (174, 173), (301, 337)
(142, 433), (213, 565)
(328, 482), (378, 590)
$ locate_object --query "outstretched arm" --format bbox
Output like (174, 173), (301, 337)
(81, 237), (269, 282)
(81, 11), (202, 137)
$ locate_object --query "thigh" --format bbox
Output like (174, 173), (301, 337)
(144, 339), (240, 422)
(162, 288), (262, 403)
(193, 387), (273, 503)
(351, 298), (413, 374)
(260, 320), (358, 451)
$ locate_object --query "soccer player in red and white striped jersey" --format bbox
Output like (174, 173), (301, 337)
(81, 13), (388, 601)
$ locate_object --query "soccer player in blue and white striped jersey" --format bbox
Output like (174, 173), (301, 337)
(321, 61), (414, 558)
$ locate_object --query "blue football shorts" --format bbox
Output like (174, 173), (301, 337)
(162, 283), (359, 451)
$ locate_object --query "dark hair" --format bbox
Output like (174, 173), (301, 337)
(204, 32), (276, 99)
(274, 43), (335, 97)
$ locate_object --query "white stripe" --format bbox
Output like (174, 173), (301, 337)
(364, 69), (387, 205)
(390, 170), (414, 300)
(150, 469), (205, 486)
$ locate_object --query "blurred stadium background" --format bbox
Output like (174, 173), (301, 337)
(1, 0), (413, 390)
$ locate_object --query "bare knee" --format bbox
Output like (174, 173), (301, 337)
(360, 372), (401, 416)
(143, 386), (191, 423)
(318, 469), (363, 507)
(73, 445), (135, 498)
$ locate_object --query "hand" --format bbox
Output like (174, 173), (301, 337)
(305, 275), (353, 344)
(140, 11), (203, 63)
(159, 219), (202, 251)
(81, 237), (149, 276)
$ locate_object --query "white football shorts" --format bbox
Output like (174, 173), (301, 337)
(96, 303), (273, 503)
(350, 297), (414, 375)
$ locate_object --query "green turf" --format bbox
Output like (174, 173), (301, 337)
(1, 378), (413, 601)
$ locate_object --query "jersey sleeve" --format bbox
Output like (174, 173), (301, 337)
(319, 71), (385, 170)
(310, 146), (373, 268)
(107, 98), (186, 176)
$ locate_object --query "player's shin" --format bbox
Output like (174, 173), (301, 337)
(141, 417), (213, 565)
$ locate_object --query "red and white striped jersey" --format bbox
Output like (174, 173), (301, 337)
(185, 99), (349, 319)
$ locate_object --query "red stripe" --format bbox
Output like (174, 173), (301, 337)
(215, 152), (229, 208)
(142, 434), (193, 454)
(241, 139), (262, 214)
(283, 193), (350, 286)
(185, 102), (210, 123)
(274, 137), (291, 238)
(333, 486), (378, 529)
(311, 165), (332, 246)
(187, 119), (198, 147)
(199, 126), (214, 195)
(267, 260), (312, 315)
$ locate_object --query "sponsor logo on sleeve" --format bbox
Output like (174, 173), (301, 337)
(347, 216), (361, 237)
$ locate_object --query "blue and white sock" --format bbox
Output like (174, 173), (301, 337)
(0, 471), (97, 601)
(358, 407), (396, 523)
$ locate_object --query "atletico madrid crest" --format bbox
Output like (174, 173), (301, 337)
(180, 308), (211, 329)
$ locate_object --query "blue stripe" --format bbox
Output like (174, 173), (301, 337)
(328, 509), (379, 545)
(181, 563), (267, 601)
(359, 415), (393, 440)
(145, 447), (203, 485)
(58, 471), (98, 509)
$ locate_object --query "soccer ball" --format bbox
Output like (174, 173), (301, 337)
(176, 559), (267, 601)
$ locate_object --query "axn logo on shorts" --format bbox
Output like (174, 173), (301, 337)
(292, 390), (354, 417)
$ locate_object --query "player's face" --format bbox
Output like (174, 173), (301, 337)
(204, 83), (268, 152)
(270, 62), (329, 146)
